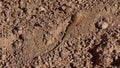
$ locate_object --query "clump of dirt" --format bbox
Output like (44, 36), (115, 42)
(0, 0), (120, 68)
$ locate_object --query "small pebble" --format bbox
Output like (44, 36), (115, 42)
(95, 21), (109, 29)
(2, 55), (6, 60)
(62, 5), (66, 10)
(102, 22), (108, 29)
(40, 6), (46, 11)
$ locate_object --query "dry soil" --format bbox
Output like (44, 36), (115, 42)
(0, 0), (120, 68)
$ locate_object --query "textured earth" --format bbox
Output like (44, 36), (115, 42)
(0, 0), (120, 68)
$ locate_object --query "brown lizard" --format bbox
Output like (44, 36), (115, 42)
(46, 11), (87, 53)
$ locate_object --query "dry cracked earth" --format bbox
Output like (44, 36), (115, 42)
(0, 0), (120, 68)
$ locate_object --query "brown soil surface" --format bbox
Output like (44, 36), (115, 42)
(0, 0), (120, 68)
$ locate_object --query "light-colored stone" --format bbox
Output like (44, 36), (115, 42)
(102, 22), (108, 29)
(2, 55), (6, 60)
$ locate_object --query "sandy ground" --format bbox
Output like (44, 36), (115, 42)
(0, 0), (120, 68)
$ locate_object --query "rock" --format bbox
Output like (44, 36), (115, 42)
(2, 55), (6, 60)
(101, 22), (108, 29)
(95, 22), (108, 29)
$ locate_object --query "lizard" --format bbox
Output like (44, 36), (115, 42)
(45, 11), (87, 53)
